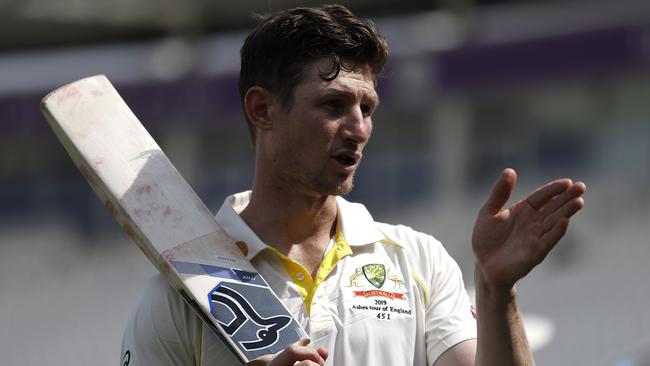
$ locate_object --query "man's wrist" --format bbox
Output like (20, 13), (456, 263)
(474, 264), (518, 308)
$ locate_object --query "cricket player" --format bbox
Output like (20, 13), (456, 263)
(122, 5), (586, 365)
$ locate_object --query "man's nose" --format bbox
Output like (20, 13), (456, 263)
(341, 105), (372, 144)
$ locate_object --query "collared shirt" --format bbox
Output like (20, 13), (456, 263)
(122, 192), (476, 366)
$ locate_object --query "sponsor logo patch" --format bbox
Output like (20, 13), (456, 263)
(362, 264), (386, 289)
(346, 263), (412, 320)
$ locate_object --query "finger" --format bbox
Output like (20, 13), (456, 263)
(525, 178), (573, 210)
(481, 168), (517, 214)
(247, 339), (312, 366)
(538, 217), (570, 259)
(541, 182), (586, 219)
(542, 197), (584, 232)
(271, 349), (324, 366)
(316, 347), (328, 361)
(269, 339), (325, 366)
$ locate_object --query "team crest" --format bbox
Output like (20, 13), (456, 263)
(362, 264), (386, 289)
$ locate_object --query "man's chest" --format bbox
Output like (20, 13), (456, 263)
(262, 248), (427, 365)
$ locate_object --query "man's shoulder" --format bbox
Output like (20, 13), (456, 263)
(370, 220), (467, 307)
(127, 273), (199, 341)
(137, 273), (183, 309)
(122, 273), (202, 364)
(373, 221), (445, 255)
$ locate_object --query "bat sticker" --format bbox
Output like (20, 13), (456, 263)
(210, 283), (292, 351)
(171, 261), (267, 286)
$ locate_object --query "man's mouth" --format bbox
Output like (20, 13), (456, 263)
(332, 152), (361, 167)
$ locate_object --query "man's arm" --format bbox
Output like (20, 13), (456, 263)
(436, 168), (586, 366)
(472, 169), (585, 365)
(122, 275), (214, 366)
(472, 276), (532, 365)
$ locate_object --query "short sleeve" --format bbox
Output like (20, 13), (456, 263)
(121, 274), (200, 366)
(424, 238), (477, 363)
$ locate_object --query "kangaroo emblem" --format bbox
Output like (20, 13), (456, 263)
(348, 267), (362, 287)
(387, 271), (404, 289)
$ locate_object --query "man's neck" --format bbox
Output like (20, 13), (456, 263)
(239, 185), (338, 274)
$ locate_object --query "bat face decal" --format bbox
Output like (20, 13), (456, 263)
(210, 283), (292, 351)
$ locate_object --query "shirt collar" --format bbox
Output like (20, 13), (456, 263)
(215, 191), (267, 261)
(214, 191), (385, 261)
(334, 195), (385, 246)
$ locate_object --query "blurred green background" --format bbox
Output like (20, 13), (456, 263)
(1, 0), (649, 365)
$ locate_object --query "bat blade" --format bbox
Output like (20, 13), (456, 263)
(41, 75), (306, 363)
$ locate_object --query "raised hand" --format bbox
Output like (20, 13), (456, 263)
(472, 168), (586, 289)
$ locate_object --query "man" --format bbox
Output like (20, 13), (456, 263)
(122, 5), (586, 366)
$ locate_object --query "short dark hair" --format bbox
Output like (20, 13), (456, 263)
(239, 4), (389, 142)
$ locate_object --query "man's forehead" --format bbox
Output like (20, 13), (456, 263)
(301, 60), (379, 101)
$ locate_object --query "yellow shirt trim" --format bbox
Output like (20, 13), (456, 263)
(380, 239), (428, 307)
(380, 239), (404, 248)
(268, 227), (352, 315)
(411, 271), (429, 307)
(311, 227), (353, 313)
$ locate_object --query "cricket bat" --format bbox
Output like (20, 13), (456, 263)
(40, 75), (307, 364)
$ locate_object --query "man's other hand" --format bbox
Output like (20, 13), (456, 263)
(472, 168), (586, 289)
(247, 338), (328, 366)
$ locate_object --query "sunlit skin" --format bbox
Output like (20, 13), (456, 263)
(261, 60), (378, 198)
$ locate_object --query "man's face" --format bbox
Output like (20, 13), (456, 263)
(265, 58), (378, 197)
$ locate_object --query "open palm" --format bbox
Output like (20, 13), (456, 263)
(472, 169), (586, 289)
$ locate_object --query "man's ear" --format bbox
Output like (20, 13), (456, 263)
(244, 86), (276, 131)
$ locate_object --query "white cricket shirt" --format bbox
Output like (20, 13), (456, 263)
(121, 192), (476, 366)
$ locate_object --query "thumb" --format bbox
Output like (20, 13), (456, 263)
(481, 168), (517, 214)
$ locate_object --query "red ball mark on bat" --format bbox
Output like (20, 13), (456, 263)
(196, 201), (212, 215)
(56, 86), (80, 105)
(136, 185), (153, 195)
(94, 159), (104, 166)
(163, 207), (172, 216)
(91, 89), (104, 96)
(133, 208), (148, 218)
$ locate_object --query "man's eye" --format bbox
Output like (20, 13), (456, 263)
(361, 104), (373, 116)
(323, 100), (344, 113)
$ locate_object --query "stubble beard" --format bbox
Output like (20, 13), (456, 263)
(334, 180), (354, 196)
(274, 148), (359, 197)
(292, 166), (356, 197)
